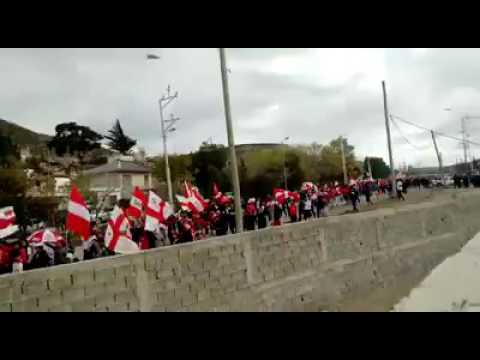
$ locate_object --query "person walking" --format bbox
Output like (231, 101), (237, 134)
(396, 179), (406, 201)
(244, 198), (257, 231)
(303, 195), (313, 220)
(257, 201), (268, 229)
(288, 199), (298, 223)
(272, 201), (283, 226)
(350, 184), (360, 212)
(364, 180), (373, 205)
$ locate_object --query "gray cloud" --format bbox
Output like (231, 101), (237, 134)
(2, 48), (480, 167)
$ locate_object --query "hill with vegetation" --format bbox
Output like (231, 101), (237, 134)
(0, 118), (51, 148)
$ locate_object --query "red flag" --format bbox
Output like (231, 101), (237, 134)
(105, 206), (138, 254)
(66, 184), (91, 241)
(127, 186), (147, 219)
(273, 188), (294, 205)
(0, 206), (18, 239)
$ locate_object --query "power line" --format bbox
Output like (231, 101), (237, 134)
(389, 116), (427, 151)
(390, 114), (480, 147)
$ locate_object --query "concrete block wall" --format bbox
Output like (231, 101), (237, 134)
(1, 190), (479, 312)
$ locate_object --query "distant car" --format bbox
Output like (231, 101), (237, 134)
(443, 177), (454, 186)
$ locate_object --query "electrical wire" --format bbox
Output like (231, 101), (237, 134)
(391, 114), (480, 147)
(389, 116), (428, 151)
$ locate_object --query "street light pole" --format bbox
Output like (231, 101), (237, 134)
(219, 48), (243, 233)
(158, 85), (179, 206)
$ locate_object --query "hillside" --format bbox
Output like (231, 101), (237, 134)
(0, 118), (52, 147)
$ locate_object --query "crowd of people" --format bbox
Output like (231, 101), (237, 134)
(0, 174), (433, 275)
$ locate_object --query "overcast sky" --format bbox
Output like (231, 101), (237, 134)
(2, 48), (480, 168)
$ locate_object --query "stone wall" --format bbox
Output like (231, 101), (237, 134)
(1, 190), (479, 312)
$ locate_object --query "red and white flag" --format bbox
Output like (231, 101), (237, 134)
(105, 206), (139, 254)
(184, 182), (208, 213)
(273, 188), (293, 204)
(145, 191), (173, 232)
(66, 184), (91, 241)
(0, 206), (18, 239)
(127, 186), (147, 219)
(176, 194), (196, 213)
(212, 182), (222, 199)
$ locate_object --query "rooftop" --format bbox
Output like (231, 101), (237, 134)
(83, 159), (151, 176)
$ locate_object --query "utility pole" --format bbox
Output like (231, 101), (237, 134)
(461, 117), (468, 171)
(382, 81), (396, 196)
(340, 136), (348, 184)
(159, 85), (179, 206)
(219, 48), (243, 233)
(430, 130), (443, 176)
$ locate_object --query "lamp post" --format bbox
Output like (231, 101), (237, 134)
(146, 53), (180, 205)
(159, 89), (179, 206)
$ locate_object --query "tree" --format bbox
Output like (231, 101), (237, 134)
(285, 150), (305, 190)
(190, 142), (230, 196)
(104, 119), (137, 155)
(364, 157), (390, 179)
(0, 130), (20, 168)
(152, 153), (193, 194)
(48, 122), (103, 164)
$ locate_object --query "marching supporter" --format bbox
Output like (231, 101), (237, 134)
(272, 200), (283, 226)
(28, 245), (51, 270)
(244, 198), (257, 231)
(364, 178), (374, 205)
(83, 232), (102, 260)
(257, 200), (269, 229)
(177, 212), (194, 244)
(226, 203), (236, 234)
(311, 191), (319, 218)
(11, 239), (28, 273)
(303, 194), (313, 220)
(396, 178), (406, 201)
(288, 198), (298, 223)
(322, 186), (331, 217)
(349, 180), (360, 212)
(214, 207), (229, 236)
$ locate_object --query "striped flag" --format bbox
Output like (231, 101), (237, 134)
(183, 182), (208, 213)
(105, 206), (139, 254)
(66, 184), (91, 241)
(127, 187), (147, 219)
(145, 191), (173, 232)
(0, 206), (18, 239)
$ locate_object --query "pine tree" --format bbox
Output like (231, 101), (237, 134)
(104, 119), (137, 155)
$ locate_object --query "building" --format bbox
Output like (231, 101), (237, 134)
(83, 156), (153, 207)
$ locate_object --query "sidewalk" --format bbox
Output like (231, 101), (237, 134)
(394, 230), (480, 312)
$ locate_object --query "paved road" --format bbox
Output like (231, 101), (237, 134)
(329, 187), (475, 217)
